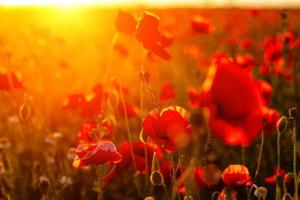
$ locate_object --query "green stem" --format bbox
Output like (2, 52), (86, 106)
(255, 130), (265, 181)
(292, 125), (298, 200)
(276, 130), (281, 200)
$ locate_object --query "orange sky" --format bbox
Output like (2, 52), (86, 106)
(0, 0), (299, 7)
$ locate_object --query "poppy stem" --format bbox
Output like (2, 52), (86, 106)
(255, 129), (265, 181)
(276, 129), (281, 200)
(292, 122), (298, 200)
(96, 165), (105, 200)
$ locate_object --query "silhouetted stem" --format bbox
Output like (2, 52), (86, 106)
(255, 130), (265, 181)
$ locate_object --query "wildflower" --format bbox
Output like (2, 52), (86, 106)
(143, 106), (192, 152)
(222, 164), (251, 186)
(73, 141), (122, 168)
(159, 82), (175, 102)
(191, 15), (213, 34)
(265, 167), (286, 184)
(201, 54), (275, 146)
(136, 12), (171, 60)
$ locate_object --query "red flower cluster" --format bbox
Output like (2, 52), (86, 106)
(143, 106), (192, 152)
(64, 84), (108, 118)
(115, 11), (172, 60)
(261, 31), (300, 80)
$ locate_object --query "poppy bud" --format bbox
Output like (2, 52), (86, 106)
(277, 116), (288, 133)
(288, 107), (297, 119)
(284, 172), (294, 185)
(254, 187), (267, 200)
(184, 195), (194, 200)
(139, 72), (151, 83)
(150, 170), (164, 186)
(144, 197), (155, 200)
(38, 176), (51, 196)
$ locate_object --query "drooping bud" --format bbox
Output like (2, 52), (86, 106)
(288, 107), (297, 119)
(277, 116), (288, 133)
(150, 170), (164, 186)
(184, 195), (194, 200)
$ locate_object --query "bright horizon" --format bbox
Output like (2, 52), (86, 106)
(0, 0), (299, 8)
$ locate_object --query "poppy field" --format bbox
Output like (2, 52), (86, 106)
(0, 6), (300, 200)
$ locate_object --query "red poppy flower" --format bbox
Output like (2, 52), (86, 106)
(194, 164), (222, 187)
(222, 164), (251, 186)
(117, 102), (138, 118)
(136, 12), (171, 60)
(73, 141), (122, 168)
(265, 167), (286, 184)
(115, 11), (137, 34)
(143, 106), (192, 152)
(159, 82), (175, 102)
(77, 120), (113, 142)
(202, 56), (266, 146)
(103, 141), (162, 183)
(239, 38), (252, 50)
(191, 15), (213, 34)
(0, 72), (23, 90)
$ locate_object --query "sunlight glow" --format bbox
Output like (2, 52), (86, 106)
(0, 0), (299, 7)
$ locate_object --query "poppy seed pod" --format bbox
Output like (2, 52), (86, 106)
(38, 176), (51, 196)
(150, 170), (164, 186)
(254, 187), (268, 200)
(289, 107), (297, 119)
(184, 195), (194, 200)
(277, 116), (289, 133)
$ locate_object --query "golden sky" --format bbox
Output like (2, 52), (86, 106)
(0, 0), (299, 7)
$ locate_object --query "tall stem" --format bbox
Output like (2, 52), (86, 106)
(276, 130), (281, 200)
(255, 130), (265, 181)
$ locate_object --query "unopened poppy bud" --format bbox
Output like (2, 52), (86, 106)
(184, 195), (194, 200)
(38, 176), (51, 196)
(144, 196), (155, 200)
(284, 172), (294, 185)
(288, 107), (297, 119)
(277, 116), (288, 133)
(254, 187), (267, 200)
(139, 72), (150, 83)
(150, 170), (164, 186)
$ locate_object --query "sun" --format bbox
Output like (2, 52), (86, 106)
(0, 0), (137, 6)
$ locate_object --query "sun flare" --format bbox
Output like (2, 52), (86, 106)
(0, 0), (137, 6)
